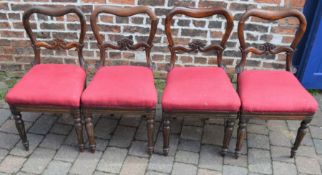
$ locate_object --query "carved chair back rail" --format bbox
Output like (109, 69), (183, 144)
(23, 6), (87, 67)
(165, 7), (234, 69)
(236, 9), (307, 73)
(90, 6), (158, 68)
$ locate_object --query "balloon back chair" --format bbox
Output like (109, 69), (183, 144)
(82, 6), (158, 154)
(162, 7), (240, 156)
(235, 9), (318, 158)
(5, 6), (87, 151)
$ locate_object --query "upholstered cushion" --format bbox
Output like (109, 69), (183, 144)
(6, 64), (86, 108)
(162, 67), (241, 112)
(81, 66), (157, 109)
(238, 70), (318, 114)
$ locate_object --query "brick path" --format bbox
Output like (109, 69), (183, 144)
(0, 96), (321, 175)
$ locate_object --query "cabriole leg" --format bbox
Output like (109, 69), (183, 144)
(291, 117), (312, 158)
(72, 110), (84, 152)
(222, 119), (235, 156)
(162, 112), (170, 156)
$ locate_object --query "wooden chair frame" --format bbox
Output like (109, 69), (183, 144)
(9, 6), (87, 151)
(163, 7), (235, 156)
(235, 9), (311, 158)
(84, 6), (158, 154)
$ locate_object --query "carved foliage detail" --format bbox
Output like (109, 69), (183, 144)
(48, 38), (74, 49)
(259, 42), (276, 54)
(188, 40), (206, 52)
(117, 35), (134, 50)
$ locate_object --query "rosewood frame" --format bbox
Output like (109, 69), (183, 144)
(163, 7), (235, 156)
(235, 9), (311, 158)
(8, 6), (87, 152)
(84, 6), (158, 154)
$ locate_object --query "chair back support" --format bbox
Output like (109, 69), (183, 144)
(90, 6), (158, 68)
(236, 9), (307, 73)
(165, 7), (234, 70)
(23, 6), (87, 67)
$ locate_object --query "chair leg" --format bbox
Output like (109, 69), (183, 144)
(72, 110), (84, 152)
(146, 114), (155, 155)
(84, 112), (96, 153)
(162, 112), (170, 156)
(11, 109), (29, 151)
(291, 116), (312, 158)
(235, 118), (247, 159)
(221, 119), (235, 156)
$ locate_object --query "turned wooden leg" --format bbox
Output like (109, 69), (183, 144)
(162, 112), (170, 156)
(84, 112), (96, 153)
(11, 109), (29, 151)
(291, 117), (312, 158)
(235, 118), (247, 159)
(72, 110), (84, 152)
(221, 119), (235, 156)
(146, 114), (155, 155)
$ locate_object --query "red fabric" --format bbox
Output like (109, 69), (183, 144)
(81, 66), (157, 109)
(5, 64), (86, 108)
(162, 67), (241, 112)
(238, 70), (318, 114)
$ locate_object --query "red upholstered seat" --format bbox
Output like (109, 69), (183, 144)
(81, 66), (157, 109)
(5, 64), (86, 108)
(238, 70), (318, 114)
(162, 67), (241, 112)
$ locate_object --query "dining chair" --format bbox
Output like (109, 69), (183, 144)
(162, 7), (240, 156)
(5, 6), (87, 151)
(235, 9), (318, 158)
(81, 6), (158, 154)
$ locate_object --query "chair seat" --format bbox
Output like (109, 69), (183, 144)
(5, 64), (86, 108)
(162, 67), (241, 112)
(81, 66), (157, 109)
(238, 70), (318, 114)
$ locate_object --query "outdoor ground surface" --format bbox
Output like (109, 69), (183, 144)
(0, 71), (321, 175)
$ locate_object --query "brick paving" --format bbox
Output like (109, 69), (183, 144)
(0, 96), (321, 175)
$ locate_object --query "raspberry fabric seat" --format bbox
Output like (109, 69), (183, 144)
(162, 67), (241, 112)
(6, 64), (86, 108)
(238, 70), (318, 114)
(81, 66), (157, 109)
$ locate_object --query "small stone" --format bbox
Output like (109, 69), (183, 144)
(181, 125), (202, 141)
(22, 148), (56, 174)
(109, 126), (136, 148)
(171, 162), (197, 175)
(0, 155), (26, 173)
(272, 161), (297, 175)
(248, 149), (272, 174)
(148, 154), (174, 173)
(97, 147), (128, 174)
(296, 156), (321, 174)
(43, 160), (71, 175)
(175, 150), (199, 165)
(223, 165), (247, 175)
(199, 145), (223, 171)
(119, 156), (148, 175)
(69, 151), (102, 175)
